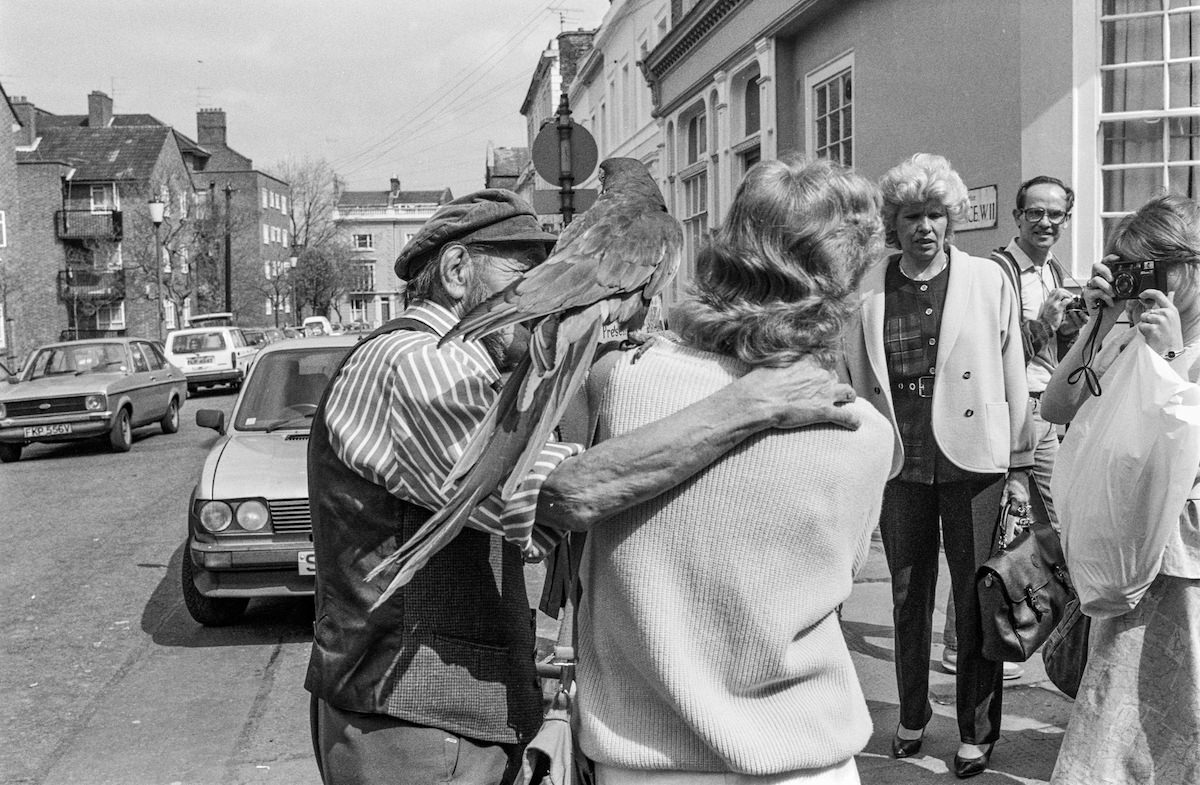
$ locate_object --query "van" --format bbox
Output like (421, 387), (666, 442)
(164, 326), (259, 393)
(302, 316), (333, 336)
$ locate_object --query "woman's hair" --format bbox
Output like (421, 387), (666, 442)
(1106, 194), (1200, 295)
(878, 153), (969, 247)
(673, 154), (883, 368)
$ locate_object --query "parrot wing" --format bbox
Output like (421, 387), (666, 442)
(440, 202), (681, 346)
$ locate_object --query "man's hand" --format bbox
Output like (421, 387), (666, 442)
(1134, 289), (1183, 357)
(1038, 288), (1077, 331)
(736, 356), (860, 431)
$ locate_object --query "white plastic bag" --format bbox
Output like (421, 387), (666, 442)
(1052, 332), (1200, 618)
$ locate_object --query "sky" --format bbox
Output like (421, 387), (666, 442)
(0, 0), (607, 197)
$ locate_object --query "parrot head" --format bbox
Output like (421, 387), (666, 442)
(598, 157), (665, 206)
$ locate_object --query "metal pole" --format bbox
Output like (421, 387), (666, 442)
(223, 182), (234, 314)
(555, 90), (576, 226)
(153, 223), (164, 340)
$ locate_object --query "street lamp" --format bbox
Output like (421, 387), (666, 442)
(148, 196), (166, 340)
(288, 247), (300, 326)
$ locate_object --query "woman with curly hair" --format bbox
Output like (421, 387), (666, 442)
(840, 153), (1031, 778)
(574, 155), (894, 785)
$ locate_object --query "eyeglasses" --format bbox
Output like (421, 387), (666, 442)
(1019, 207), (1070, 225)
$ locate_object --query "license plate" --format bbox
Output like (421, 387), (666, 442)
(24, 423), (72, 438)
(188, 355), (214, 365)
(298, 550), (316, 575)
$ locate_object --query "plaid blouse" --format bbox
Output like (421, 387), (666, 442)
(883, 254), (971, 484)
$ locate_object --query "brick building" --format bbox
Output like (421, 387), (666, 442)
(9, 91), (196, 361)
(179, 108), (292, 327)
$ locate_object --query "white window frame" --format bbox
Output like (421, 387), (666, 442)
(262, 224), (271, 244)
(261, 188), (269, 209)
(90, 184), (116, 214)
(1097, 1), (1200, 243)
(805, 50), (855, 168)
(95, 302), (126, 330)
(353, 233), (374, 250)
(0, 210), (6, 247)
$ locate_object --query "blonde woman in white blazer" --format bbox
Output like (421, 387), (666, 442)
(840, 154), (1032, 780)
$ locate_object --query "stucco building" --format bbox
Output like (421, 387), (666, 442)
(639, 0), (1193, 298)
(332, 178), (452, 328)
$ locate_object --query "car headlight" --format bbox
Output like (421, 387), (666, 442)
(235, 500), (270, 532)
(85, 394), (106, 411)
(199, 501), (233, 532)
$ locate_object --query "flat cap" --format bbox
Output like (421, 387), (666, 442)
(394, 189), (558, 281)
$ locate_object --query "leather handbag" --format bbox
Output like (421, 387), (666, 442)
(976, 506), (1075, 662)
(1041, 596), (1091, 699)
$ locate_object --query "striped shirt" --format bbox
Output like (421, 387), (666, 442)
(322, 300), (581, 556)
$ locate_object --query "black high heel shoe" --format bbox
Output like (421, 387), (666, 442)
(891, 725), (925, 758)
(953, 743), (995, 779)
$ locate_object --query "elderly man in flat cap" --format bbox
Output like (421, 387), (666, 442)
(305, 189), (861, 785)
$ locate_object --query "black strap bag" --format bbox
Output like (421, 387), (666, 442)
(976, 506), (1075, 662)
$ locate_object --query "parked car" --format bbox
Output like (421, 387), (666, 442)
(0, 337), (187, 462)
(183, 335), (358, 625)
(241, 327), (284, 348)
(163, 326), (258, 393)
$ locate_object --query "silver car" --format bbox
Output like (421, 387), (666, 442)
(0, 337), (188, 463)
(183, 335), (357, 625)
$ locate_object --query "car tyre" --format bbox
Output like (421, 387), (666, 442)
(108, 407), (132, 452)
(0, 443), (20, 463)
(181, 549), (248, 626)
(160, 398), (180, 434)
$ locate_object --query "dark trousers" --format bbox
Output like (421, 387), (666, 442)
(310, 696), (525, 785)
(879, 474), (1005, 745)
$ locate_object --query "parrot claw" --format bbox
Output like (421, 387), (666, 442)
(624, 331), (658, 364)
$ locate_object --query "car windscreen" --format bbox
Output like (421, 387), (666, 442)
(171, 331), (226, 354)
(25, 343), (128, 379)
(233, 346), (353, 431)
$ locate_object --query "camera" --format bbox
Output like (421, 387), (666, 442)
(1110, 259), (1168, 300)
(1066, 295), (1086, 312)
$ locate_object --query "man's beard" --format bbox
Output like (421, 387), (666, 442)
(461, 278), (527, 373)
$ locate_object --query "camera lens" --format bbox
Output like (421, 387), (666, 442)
(1113, 272), (1136, 298)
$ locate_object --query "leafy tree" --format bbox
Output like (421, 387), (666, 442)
(292, 240), (352, 319)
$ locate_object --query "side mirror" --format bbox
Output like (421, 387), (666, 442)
(195, 409), (226, 434)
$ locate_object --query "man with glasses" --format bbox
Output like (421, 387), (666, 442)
(944, 176), (1082, 681)
(990, 175), (1082, 530)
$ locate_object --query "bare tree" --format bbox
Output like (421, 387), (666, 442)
(271, 156), (343, 251)
(293, 239), (352, 319)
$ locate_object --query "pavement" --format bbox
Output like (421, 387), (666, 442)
(841, 530), (1072, 784)
(533, 529), (1074, 785)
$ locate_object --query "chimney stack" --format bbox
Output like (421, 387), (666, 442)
(87, 91), (113, 128)
(390, 176), (401, 195)
(10, 96), (35, 146)
(197, 108), (227, 146)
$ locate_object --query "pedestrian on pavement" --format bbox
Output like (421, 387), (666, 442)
(942, 175), (1084, 681)
(841, 153), (1032, 779)
(304, 188), (864, 785)
(572, 155), (892, 785)
(1042, 194), (1200, 785)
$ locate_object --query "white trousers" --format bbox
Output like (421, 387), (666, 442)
(594, 758), (860, 785)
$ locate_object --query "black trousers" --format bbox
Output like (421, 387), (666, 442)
(310, 696), (525, 785)
(878, 474), (1005, 745)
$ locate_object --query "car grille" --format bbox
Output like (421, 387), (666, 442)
(5, 396), (90, 418)
(269, 498), (312, 534)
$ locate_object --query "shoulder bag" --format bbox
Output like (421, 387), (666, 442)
(976, 502), (1074, 662)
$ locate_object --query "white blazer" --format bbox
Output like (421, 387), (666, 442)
(841, 245), (1031, 479)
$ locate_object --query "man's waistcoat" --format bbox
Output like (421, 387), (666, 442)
(304, 317), (541, 744)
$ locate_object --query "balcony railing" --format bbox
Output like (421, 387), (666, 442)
(59, 328), (125, 341)
(56, 210), (124, 241)
(57, 268), (126, 303)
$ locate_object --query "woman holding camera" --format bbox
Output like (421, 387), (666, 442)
(1041, 195), (1200, 784)
(841, 153), (1031, 779)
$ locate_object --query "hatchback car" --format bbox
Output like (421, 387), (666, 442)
(182, 335), (357, 625)
(164, 326), (258, 393)
(0, 337), (187, 462)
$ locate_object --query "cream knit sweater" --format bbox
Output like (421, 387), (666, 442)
(576, 340), (892, 775)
